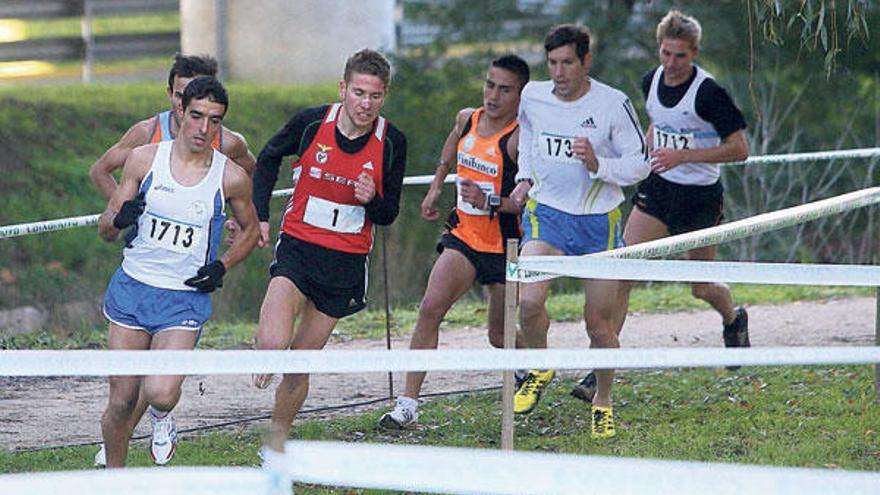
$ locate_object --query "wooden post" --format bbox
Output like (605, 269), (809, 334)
(501, 239), (518, 450)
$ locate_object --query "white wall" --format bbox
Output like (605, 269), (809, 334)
(181, 0), (397, 84)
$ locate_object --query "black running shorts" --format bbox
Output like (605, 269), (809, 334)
(270, 233), (367, 318)
(632, 173), (724, 236)
(437, 232), (505, 286)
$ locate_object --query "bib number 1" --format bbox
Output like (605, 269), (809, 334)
(303, 196), (365, 233)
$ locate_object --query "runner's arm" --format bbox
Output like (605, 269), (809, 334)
(591, 98), (650, 187)
(89, 120), (152, 200)
(364, 125), (407, 226)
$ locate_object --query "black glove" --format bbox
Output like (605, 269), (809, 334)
(184, 260), (226, 293)
(113, 192), (146, 230)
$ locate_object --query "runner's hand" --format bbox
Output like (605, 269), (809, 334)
(421, 188), (441, 221)
(224, 219), (240, 246)
(112, 192), (145, 230)
(184, 260), (226, 293)
(354, 172), (376, 204)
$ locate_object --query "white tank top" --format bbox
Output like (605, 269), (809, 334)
(646, 65), (721, 185)
(122, 141), (227, 290)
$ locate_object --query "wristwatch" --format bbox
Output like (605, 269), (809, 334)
(486, 193), (501, 217)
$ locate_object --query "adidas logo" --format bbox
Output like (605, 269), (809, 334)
(348, 298), (357, 307)
(580, 117), (596, 129)
(362, 161), (374, 170)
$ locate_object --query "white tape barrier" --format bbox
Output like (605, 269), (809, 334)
(730, 146), (880, 167)
(0, 214), (99, 240)
(0, 467), (264, 495)
(509, 186), (880, 283)
(271, 173), (456, 199)
(2, 347), (879, 377)
(283, 441), (880, 495)
(508, 257), (880, 286)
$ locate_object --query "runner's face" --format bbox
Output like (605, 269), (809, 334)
(659, 38), (698, 85)
(547, 44), (591, 101)
(168, 75), (196, 113)
(339, 73), (386, 132)
(482, 66), (521, 121)
(178, 98), (225, 153)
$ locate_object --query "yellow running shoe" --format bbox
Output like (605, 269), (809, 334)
(591, 406), (615, 439)
(513, 369), (555, 414)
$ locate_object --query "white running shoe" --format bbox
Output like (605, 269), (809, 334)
(94, 443), (106, 467)
(378, 396), (419, 430)
(149, 408), (178, 465)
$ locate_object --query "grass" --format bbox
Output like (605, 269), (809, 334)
(2, 366), (878, 493)
(0, 283), (871, 350)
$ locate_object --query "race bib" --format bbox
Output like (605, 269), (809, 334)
(653, 127), (694, 150)
(303, 196), (365, 233)
(456, 180), (495, 216)
(539, 132), (579, 164)
(142, 211), (201, 255)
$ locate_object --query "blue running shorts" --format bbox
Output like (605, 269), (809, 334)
(103, 267), (211, 336)
(521, 200), (623, 256)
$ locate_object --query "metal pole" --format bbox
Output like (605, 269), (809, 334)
(501, 239), (518, 450)
(382, 227), (394, 401)
(80, 0), (93, 83)
(215, 0), (227, 78)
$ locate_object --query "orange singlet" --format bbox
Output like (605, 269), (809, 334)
(448, 108), (519, 254)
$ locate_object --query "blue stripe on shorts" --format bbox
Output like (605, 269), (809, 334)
(103, 267), (211, 337)
(520, 200), (623, 256)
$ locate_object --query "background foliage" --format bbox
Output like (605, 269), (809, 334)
(0, 0), (877, 332)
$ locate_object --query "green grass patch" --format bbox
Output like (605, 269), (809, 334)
(2, 366), (878, 492)
(1, 284), (870, 350)
(16, 13), (180, 39)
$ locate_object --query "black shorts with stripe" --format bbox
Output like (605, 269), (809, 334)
(437, 232), (505, 286)
(270, 233), (367, 318)
(633, 173), (724, 236)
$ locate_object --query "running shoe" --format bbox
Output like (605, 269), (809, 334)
(513, 369), (555, 414)
(378, 396), (419, 430)
(570, 370), (597, 403)
(591, 406), (615, 439)
(723, 307), (750, 370)
(149, 408), (178, 465)
(94, 443), (106, 467)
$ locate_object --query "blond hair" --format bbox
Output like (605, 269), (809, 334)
(656, 10), (702, 49)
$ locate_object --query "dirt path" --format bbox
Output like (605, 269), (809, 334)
(1, 297), (876, 451)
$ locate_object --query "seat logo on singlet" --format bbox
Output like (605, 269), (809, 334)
(315, 143), (333, 164)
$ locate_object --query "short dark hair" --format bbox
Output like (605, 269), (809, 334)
(168, 53), (218, 90)
(343, 48), (392, 89)
(544, 24), (591, 59)
(181, 76), (228, 116)
(491, 54), (530, 92)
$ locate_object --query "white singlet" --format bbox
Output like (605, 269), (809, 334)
(646, 65), (722, 186)
(122, 141), (227, 290)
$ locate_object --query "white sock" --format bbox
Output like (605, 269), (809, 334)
(396, 396), (418, 410)
(149, 405), (169, 420)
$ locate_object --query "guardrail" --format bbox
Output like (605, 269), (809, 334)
(0, 0), (180, 81)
